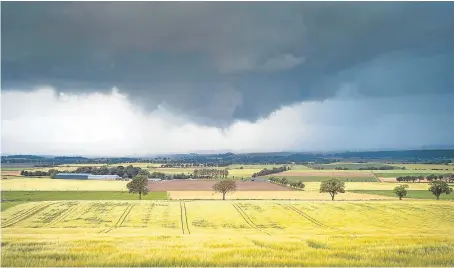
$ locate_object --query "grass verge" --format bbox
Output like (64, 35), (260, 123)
(1, 191), (168, 211)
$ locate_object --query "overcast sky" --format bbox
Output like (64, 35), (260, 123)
(2, 2), (454, 156)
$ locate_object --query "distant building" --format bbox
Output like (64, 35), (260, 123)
(53, 173), (90, 180)
(53, 173), (121, 180)
(88, 174), (121, 180)
(148, 178), (162, 182)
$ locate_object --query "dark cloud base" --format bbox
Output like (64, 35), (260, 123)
(2, 2), (454, 126)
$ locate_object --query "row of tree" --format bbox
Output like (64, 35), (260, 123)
(160, 163), (229, 168)
(193, 169), (229, 179)
(396, 174), (454, 183)
(394, 181), (453, 200)
(72, 165), (145, 178)
(20, 165), (149, 179)
(20, 170), (51, 177)
(357, 166), (399, 170)
(251, 166), (289, 177)
(268, 177), (305, 189)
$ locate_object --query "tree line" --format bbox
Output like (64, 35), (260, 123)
(252, 166), (289, 177)
(396, 174), (454, 183)
(268, 177), (305, 190)
(21, 165), (149, 179)
(160, 163), (230, 168)
(193, 169), (229, 179)
(395, 181), (453, 200)
(20, 170), (52, 177)
(72, 165), (146, 178)
(149, 172), (193, 180)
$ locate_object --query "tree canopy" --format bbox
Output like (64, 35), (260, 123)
(126, 175), (149, 200)
(393, 184), (409, 200)
(428, 181), (453, 200)
(319, 178), (345, 201)
(212, 180), (237, 200)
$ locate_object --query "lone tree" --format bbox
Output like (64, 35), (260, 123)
(126, 175), (149, 200)
(394, 184), (409, 200)
(428, 181), (453, 200)
(213, 180), (237, 200)
(320, 178), (345, 201)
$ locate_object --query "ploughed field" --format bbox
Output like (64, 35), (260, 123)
(1, 200), (454, 267)
(148, 179), (293, 191)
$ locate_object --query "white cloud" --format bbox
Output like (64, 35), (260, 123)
(1, 88), (453, 156)
(0, 88), (307, 156)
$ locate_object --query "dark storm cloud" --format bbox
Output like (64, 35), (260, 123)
(2, 2), (454, 126)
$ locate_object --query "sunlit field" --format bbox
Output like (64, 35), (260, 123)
(351, 190), (454, 200)
(388, 163), (454, 170)
(302, 181), (441, 191)
(1, 200), (453, 267)
(1, 178), (128, 191)
(168, 191), (393, 200)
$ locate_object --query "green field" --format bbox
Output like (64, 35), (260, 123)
(307, 162), (397, 170)
(350, 190), (454, 200)
(388, 163), (454, 170)
(274, 176), (378, 182)
(1, 200), (453, 267)
(1, 178), (129, 191)
(1, 191), (168, 208)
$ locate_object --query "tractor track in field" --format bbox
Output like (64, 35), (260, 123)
(277, 203), (327, 228)
(232, 203), (270, 236)
(99, 204), (134, 234)
(179, 202), (191, 234)
(179, 202), (185, 234)
(183, 202), (191, 234)
(44, 202), (79, 228)
(2, 202), (54, 228)
(277, 203), (359, 236)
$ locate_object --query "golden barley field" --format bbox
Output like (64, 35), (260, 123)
(1, 200), (454, 267)
(1, 178), (128, 191)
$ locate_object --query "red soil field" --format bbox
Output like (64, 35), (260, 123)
(1, 171), (21, 176)
(148, 179), (293, 191)
(274, 171), (374, 177)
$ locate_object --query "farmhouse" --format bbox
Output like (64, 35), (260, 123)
(53, 173), (121, 180)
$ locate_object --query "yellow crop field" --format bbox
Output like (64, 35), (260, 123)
(1, 200), (453, 266)
(302, 181), (436, 191)
(228, 168), (260, 178)
(168, 191), (394, 200)
(1, 178), (128, 191)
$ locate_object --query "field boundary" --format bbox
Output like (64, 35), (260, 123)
(371, 172), (381, 182)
